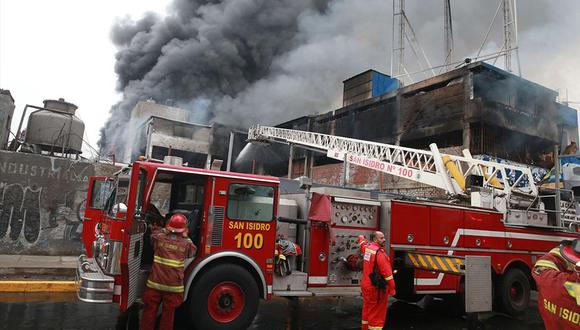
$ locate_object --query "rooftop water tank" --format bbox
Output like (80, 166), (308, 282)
(0, 89), (15, 150)
(25, 98), (85, 154)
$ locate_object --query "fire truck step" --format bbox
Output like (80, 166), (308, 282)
(308, 287), (361, 297)
(273, 290), (313, 297)
(405, 252), (465, 275)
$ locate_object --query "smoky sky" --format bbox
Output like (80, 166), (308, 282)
(99, 0), (580, 156)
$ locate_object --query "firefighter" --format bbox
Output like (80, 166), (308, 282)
(563, 141), (578, 155)
(532, 238), (580, 329)
(140, 213), (196, 330)
(358, 231), (396, 330)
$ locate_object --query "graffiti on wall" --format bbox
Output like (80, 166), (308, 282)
(0, 183), (42, 243)
(0, 151), (119, 255)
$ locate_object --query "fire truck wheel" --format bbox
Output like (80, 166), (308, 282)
(189, 264), (259, 329)
(496, 268), (530, 316)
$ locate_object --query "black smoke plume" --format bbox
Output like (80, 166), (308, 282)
(99, 0), (580, 158)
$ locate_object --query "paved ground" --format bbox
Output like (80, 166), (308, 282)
(0, 255), (76, 279)
(0, 255), (77, 270)
(0, 292), (545, 330)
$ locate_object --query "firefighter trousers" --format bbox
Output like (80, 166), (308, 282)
(140, 287), (183, 330)
(361, 286), (388, 330)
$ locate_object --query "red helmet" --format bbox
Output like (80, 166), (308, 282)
(560, 239), (580, 269)
(166, 213), (187, 233)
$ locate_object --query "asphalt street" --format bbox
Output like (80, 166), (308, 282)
(0, 292), (545, 330)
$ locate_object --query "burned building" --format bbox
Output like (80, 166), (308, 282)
(126, 100), (247, 170)
(260, 62), (577, 193)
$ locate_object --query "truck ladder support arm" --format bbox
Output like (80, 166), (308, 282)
(248, 125), (538, 199)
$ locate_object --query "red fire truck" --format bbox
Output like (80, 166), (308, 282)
(77, 126), (580, 329)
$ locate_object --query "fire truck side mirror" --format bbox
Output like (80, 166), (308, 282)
(112, 203), (128, 218)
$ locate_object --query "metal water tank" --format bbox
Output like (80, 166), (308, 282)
(25, 98), (85, 154)
(0, 89), (15, 150)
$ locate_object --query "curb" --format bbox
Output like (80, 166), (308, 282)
(0, 280), (77, 292)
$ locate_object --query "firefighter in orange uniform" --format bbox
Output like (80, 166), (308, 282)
(140, 213), (196, 330)
(358, 231), (396, 330)
(532, 238), (580, 330)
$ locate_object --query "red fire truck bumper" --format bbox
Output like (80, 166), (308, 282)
(77, 254), (115, 303)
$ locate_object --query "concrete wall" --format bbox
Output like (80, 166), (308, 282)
(0, 151), (120, 255)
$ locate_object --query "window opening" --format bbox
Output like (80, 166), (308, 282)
(227, 184), (274, 222)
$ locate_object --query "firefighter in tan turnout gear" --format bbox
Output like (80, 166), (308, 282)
(140, 213), (196, 330)
(532, 238), (580, 329)
(358, 231), (396, 330)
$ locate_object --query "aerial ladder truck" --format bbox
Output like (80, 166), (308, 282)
(247, 124), (580, 316)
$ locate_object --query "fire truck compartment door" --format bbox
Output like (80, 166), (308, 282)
(307, 221), (329, 285)
(390, 202), (430, 245)
(429, 207), (464, 247)
(463, 211), (505, 249)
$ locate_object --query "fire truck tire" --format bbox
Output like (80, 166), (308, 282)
(188, 264), (259, 330)
(496, 268), (530, 316)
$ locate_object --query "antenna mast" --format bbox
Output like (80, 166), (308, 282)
(503, 0), (512, 72)
(443, 0), (453, 72)
(502, 0), (521, 75)
(391, 0), (406, 78)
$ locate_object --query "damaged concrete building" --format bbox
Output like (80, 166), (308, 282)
(254, 62), (577, 195)
(120, 62), (577, 197)
(125, 100), (247, 171)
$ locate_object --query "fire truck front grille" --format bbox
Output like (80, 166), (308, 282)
(211, 206), (224, 246)
(127, 233), (144, 307)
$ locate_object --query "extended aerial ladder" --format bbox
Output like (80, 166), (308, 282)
(248, 125), (541, 214)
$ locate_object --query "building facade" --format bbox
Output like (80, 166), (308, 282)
(265, 63), (578, 193)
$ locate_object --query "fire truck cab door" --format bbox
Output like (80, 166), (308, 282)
(82, 176), (112, 257)
(214, 178), (277, 274)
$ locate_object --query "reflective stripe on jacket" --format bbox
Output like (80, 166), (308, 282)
(532, 248), (580, 329)
(147, 228), (196, 293)
(359, 240), (394, 291)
